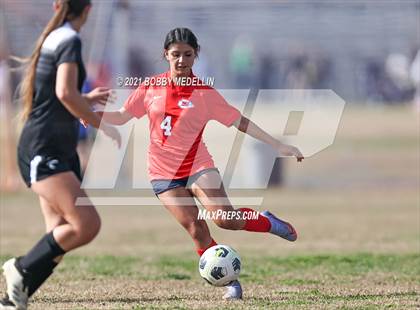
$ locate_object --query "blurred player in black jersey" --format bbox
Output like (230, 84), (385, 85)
(0, 1), (120, 309)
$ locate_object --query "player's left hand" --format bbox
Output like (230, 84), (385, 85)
(277, 143), (304, 162)
(84, 87), (115, 106)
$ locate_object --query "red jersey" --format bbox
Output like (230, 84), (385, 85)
(123, 71), (241, 180)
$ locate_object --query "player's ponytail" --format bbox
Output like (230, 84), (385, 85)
(18, 0), (90, 121)
(163, 28), (200, 57)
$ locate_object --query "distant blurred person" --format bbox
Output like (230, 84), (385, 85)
(0, 41), (21, 191)
(409, 49), (420, 111)
(385, 53), (416, 103)
(77, 78), (94, 173)
(258, 52), (277, 90)
(230, 35), (255, 88)
(0, 1), (120, 309)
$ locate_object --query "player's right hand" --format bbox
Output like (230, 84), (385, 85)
(85, 87), (115, 106)
(277, 143), (304, 162)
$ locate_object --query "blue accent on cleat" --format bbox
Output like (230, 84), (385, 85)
(261, 211), (298, 242)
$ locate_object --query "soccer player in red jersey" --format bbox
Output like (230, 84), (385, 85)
(94, 28), (304, 300)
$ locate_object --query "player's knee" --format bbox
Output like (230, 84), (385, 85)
(85, 214), (101, 242)
(74, 213), (101, 245)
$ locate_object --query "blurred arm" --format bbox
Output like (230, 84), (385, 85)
(99, 107), (133, 126)
(232, 116), (281, 148)
(55, 63), (101, 128)
(233, 115), (304, 161)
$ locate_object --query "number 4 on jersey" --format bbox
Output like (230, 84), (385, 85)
(160, 115), (172, 136)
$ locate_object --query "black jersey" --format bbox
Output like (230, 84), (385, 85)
(18, 22), (86, 160)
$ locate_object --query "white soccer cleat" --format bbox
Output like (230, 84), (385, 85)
(0, 295), (17, 309)
(2, 259), (28, 310)
(223, 280), (242, 300)
(0, 295), (17, 310)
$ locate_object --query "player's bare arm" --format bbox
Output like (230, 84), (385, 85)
(56, 63), (121, 146)
(99, 107), (134, 125)
(232, 116), (304, 162)
(56, 63), (102, 128)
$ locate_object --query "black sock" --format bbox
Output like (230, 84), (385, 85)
(18, 231), (65, 273)
(16, 257), (59, 297)
(16, 232), (65, 297)
(28, 259), (58, 297)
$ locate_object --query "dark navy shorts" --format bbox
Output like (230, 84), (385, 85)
(151, 168), (219, 196)
(17, 149), (82, 188)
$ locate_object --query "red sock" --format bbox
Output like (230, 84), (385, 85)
(239, 207), (271, 232)
(196, 238), (217, 256)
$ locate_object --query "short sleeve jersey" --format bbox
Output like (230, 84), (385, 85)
(124, 71), (241, 180)
(18, 22), (86, 159)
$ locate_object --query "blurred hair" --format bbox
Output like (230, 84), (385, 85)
(18, 0), (90, 121)
(163, 28), (200, 56)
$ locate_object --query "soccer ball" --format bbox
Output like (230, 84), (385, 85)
(198, 244), (241, 287)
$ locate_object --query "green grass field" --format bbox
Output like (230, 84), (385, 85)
(0, 253), (418, 309)
(0, 105), (419, 309)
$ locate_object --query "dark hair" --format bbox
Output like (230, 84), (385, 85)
(19, 0), (91, 120)
(67, 0), (91, 20)
(163, 28), (200, 55)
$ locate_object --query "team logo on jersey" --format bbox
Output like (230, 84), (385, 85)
(178, 99), (194, 109)
(47, 159), (59, 170)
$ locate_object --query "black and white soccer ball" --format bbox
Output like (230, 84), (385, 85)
(198, 245), (241, 287)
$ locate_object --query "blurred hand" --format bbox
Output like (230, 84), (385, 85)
(80, 118), (88, 128)
(277, 143), (304, 162)
(85, 87), (115, 106)
(79, 111), (104, 128)
(101, 123), (121, 148)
